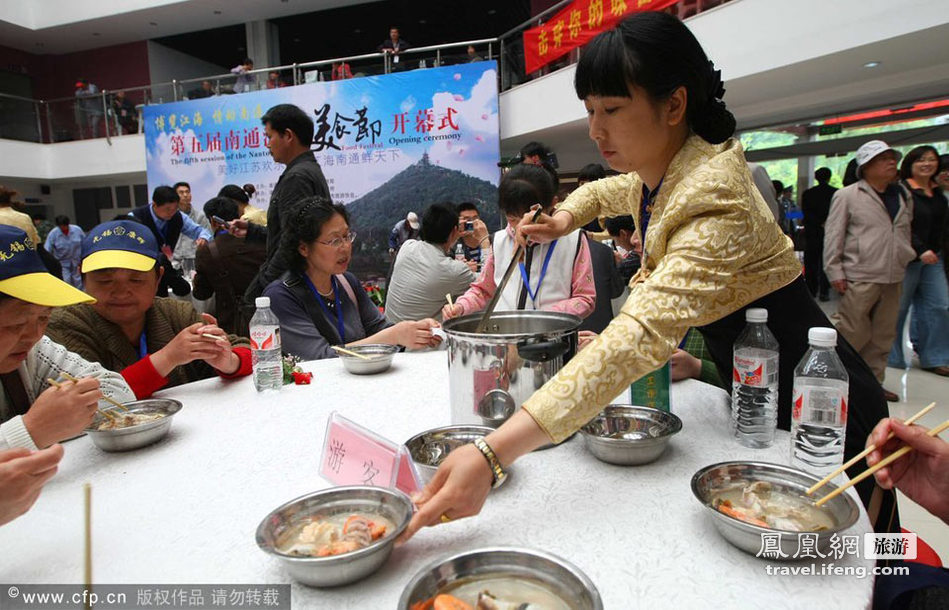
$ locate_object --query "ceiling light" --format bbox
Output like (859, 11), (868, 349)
(488, 9), (497, 15)
(419, 19), (427, 24)
(863, 61), (881, 69)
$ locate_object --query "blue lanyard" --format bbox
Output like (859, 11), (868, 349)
(640, 178), (664, 269)
(640, 178), (663, 241)
(138, 331), (148, 359)
(303, 275), (345, 344)
(518, 239), (558, 305)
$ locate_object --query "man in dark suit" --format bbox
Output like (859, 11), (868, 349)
(801, 167), (837, 301)
(130, 185), (212, 297)
(193, 197), (267, 336)
(130, 186), (212, 257)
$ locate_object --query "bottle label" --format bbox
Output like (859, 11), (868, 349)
(732, 354), (776, 388)
(630, 362), (671, 412)
(793, 387), (847, 426)
(250, 325), (281, 350)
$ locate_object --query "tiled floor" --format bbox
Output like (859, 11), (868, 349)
(818, 291), (949, 564)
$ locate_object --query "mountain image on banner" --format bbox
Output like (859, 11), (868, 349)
(347, 153), (499, 278)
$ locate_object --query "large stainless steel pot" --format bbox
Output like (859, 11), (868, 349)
(442, 311), (580, 428)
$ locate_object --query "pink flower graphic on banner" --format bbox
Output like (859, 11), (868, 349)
(453, 73), (462, 80)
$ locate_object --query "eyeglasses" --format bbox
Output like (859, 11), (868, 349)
(317, 231), (356, 249)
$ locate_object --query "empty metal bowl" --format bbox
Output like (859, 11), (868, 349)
(256, 486), (413, 587)
(579, 405), (682, 465)
(337, 344), (399, 375)
(84, 398), (182, 452)
(398, 547), (603, 610)
(691, 461), (861, 560)
(405, 425), (500, 486)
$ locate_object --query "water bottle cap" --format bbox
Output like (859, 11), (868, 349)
(808, 327), (837, 347)
(745, 308), (768, 323)
(255, 296), (270, 308)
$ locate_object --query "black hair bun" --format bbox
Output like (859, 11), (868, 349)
(692, 98), (736, 145)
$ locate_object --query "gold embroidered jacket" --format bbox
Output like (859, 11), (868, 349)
(522, 135), (802, 442)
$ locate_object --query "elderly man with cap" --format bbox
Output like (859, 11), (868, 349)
(0, 225), (134, 454)
(46, 220), (252, 400)
(388, 211), (420, 257)
(824, 140), (916, 401)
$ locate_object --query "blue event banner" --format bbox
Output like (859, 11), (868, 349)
(143, 62), (501, 209)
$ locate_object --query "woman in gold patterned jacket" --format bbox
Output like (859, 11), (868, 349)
(403, 12), (893, 539)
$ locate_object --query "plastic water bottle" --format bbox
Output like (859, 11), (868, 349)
(249, 296), (282, 392)
(791, 327), (848, 476)
(454, 243), (466, 261)
(732, 308), (779, 448)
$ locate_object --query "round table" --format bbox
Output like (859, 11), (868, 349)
(0, 350), (874, 608)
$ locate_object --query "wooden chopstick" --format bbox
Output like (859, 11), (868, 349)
(83, 482), (92, 610)
(806, 402), (936, 495)
(445, 293), (454, 308)
(815, 418), (949, 507)
(201, 332), (226, 341)
(48, 377), (117, 421)
(331, 345), (373, 360)
(59, 372), (130, 412)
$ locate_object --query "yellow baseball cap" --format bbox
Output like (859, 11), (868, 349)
(0, 225), (94, 306)
(81, 220), (159, 272)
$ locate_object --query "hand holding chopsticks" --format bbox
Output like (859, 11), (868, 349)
(806, 402), (935, 496)
(814, 416), (949, 508)
(58, 372), (130, 412)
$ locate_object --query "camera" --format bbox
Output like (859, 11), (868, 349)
(464, 221), (474, 231)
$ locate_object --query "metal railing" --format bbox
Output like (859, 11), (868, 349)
(0, 0), (730, 145)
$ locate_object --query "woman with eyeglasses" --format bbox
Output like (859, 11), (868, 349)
(263, 197), (442, 360)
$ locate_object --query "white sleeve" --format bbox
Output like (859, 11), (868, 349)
(0, 416), (38, 451)
(28, 336), (136, 405)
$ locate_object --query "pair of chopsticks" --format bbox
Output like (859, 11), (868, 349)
(330, 345), (373, 361)
(47, 372), (130, 419)
(84, 482), (92, 610)
(809, 402), (946, 507)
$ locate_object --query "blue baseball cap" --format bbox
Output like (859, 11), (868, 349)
(0, 225), (94, 306)
(81, 220), (160, 273)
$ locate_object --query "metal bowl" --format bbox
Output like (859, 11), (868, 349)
(337, 344), (399, 375)
(256, 486), (413, 587)
(84, 398), (182, 452)
(405, 425), (500, 486)
(691, 461), (861, 560)
(398, 547), (603, 610)
(579, 405), (682, 465)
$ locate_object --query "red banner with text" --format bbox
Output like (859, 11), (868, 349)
(523, 0), (679, 74)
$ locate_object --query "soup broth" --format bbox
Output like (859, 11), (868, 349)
(712, 480), (836, 532)
(433, 575), (571, 610)
(277, 511), (394, 557)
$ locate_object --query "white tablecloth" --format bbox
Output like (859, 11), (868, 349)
(0, 350), (874, 608)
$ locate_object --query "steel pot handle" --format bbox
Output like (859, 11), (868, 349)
(516, 339), (569, 363)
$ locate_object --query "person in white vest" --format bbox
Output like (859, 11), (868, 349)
(442, 163), (596, 320)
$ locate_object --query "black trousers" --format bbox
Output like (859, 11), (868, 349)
(698, 276), (899, 533)
(804, 226), (830, 297)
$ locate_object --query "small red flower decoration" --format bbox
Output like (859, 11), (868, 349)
(291, 371), (313, 385)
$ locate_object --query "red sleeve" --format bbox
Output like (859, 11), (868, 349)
(217, 347), (252, 379)
(121, 356), (169, 399)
